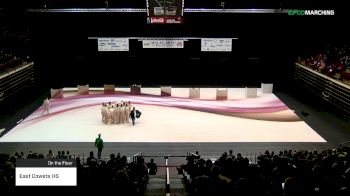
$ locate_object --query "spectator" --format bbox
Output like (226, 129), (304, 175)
(298, 43), (350, 84)
(46, 149), (54, 159)
(56, 151), (61, 159)
(147, 158), (157, 175)
(227, 149), (234, 159)
(66, 151), (71, 159)
(107, 153), (116, 169)
(87, 151), (97, 168)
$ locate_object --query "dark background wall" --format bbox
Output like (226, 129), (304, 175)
(1, 1), (348, 89)
(0, 0), (345, 9)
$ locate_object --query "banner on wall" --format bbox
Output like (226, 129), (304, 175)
(98, 38), (129, 51)
(142, 40), (184, 48)
(201, 38), (232, 52)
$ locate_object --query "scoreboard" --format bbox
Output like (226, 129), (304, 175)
(146, 0), (184, 24)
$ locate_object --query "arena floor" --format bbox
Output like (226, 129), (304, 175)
(0, 88), (326, 143)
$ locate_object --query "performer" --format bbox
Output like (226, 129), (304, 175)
(130, 107), (141, 126)
(95, 133), (104, 159)
(107, 102), (112, 109)
(115, 104), (121, 124)
(128, 101), (133, 123)
(109, 105), (116, 124)
(111, 105), (117, 124)
(101, 103), (109, 124)
(42, 97), (50, 115)
(120, 103), (126, 123)
(101, 103), (105, 122)
(125, 101), (131, 123)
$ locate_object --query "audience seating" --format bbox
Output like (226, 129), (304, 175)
(0, 150), (152, 194)
(180, 147), (350, 195)
(298, 44), (350, 85)
(2, 146), (349, 195)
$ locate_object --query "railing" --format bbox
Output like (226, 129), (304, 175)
(0, 62), (35, 102)
(340, 141), (350, 149)
(27, 8), (282, 14)
(130, 151), (259, 195)
(132, 153), (193, 195)
(72, 152), (84, 164)
(165, 155), (170, 196)
(131, 152), (143, 162)
(295, 63), (350, 117)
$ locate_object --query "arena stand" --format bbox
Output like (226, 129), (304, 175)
(1, 146), (350, 195)
(298, 44), (350, 85)
(181, 147), (350, 196)
(0, 151), (150, 194)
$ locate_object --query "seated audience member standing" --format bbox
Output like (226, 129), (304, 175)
(147, 159), (157, 175)
(87, 151), (97, 167)
(46, 149), (54, 159)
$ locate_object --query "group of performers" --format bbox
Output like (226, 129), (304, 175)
(101, 101), (132, 124)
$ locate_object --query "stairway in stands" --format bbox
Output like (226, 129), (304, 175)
(144, 173), (187, 196)
(169, 174), (187, 196)
(144, 175), (165, 196)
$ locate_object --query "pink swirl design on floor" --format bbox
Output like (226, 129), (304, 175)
(18, 93), (288, 127)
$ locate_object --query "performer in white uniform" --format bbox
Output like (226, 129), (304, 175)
(116, 104), (122, 124)
(101, 103), (105, 122)
(101, 103), (109, 124)
(109, 105), (115, 124)
(126, 101), (132, 123)
(107, 102), (112, 109)
(42, 97), (50, 115)
(120, 103), (126, 123)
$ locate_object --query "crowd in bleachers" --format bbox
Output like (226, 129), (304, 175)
(2, 147), (350, 195)
(0, 150), (157, 194)
(1, 17), (31, 75)
(298, 44), (350, 84)
(181, 147), (350, 196)
(0, 48), (27, 75)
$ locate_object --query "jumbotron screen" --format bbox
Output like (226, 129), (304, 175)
(146, 0), (184, 24)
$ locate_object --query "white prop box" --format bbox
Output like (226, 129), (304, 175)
(216, 88), (228, 100)
(104, 84), (115, 93)
(161, 86), (171, 96)
(261, 83), (273, 93)
(130, 85), (141, 95)
(50, 88), (63, 99)
(245, 87), (257, 98)
(78, 85), (89, 95)
(189, 88), (200, 98)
